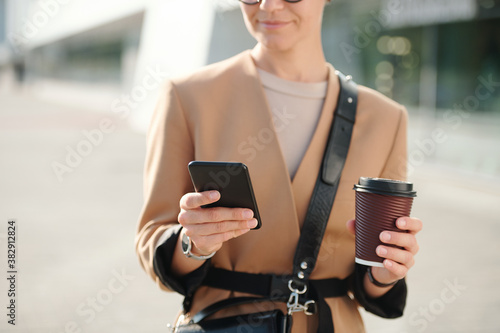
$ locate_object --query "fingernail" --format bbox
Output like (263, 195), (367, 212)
(377, 246), (387, 256)
(247, 219), (258, 229)
(243, 210), (253, 219)
(381, 232), (391, 242)
(397, 219), (406, 228)
(385, 260), (393, 268)
(210, 191), (219, 200)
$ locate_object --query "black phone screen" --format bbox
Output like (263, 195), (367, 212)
(187, 161), (262, 230)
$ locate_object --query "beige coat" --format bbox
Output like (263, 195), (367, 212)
(135, 50), (408, 332)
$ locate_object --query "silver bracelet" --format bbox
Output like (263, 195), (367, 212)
(181, 233), (216, 260)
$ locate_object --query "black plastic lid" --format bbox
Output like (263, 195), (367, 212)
(353, 177), (417, 198)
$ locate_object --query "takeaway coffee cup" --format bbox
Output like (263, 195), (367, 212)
(353, 177), (417, 267)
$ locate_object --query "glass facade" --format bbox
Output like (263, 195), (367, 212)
(437, 18), (500, 112)
(320, 0), (500, 176)
(322, 0), (500, 114)
(25, 13), (143, 84)
(29, 39), (124, 83)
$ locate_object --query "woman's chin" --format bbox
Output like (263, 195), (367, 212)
(256, 37), (294, 53)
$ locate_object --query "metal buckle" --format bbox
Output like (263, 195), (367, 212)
(286, 280), (316, 316)
(304, 300), (317, 316)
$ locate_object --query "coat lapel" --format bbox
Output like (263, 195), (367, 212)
(291, 64), (340, 227)
(237, 54), (341, 230)
(240, 51), (300, 227)
(217, 52), (301, 272)
(214, 54), (340, 272)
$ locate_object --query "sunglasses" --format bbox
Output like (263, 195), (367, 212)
(239, 0), (303, 4)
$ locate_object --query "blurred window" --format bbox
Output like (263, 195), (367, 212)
(31, 39), (124, 83)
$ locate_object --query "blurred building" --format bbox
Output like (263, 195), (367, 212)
(0, 0), (146, 110)
(0, 0), (499, 175)
(354, 0), (500, 114)
(344, 0), (500, 178)
(0, 0), (238, 118)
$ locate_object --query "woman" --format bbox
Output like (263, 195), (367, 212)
(135, 0), (423, 332)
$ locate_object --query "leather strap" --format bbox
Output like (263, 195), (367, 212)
(291, 72), (357, 286)
(203, 267), (348, 299)
(290, 72), (357, 333)
(322, 73), (358, 185)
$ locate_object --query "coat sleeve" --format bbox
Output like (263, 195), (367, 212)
(135, 81), (208, 294)
(352, 106), (409, 318)
(352, 264), (407, 318)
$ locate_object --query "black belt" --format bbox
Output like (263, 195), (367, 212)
(202, 267), (351, 326)
(203, 267), (349, 301)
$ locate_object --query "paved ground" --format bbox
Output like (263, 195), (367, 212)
(0, 92), (499, 332)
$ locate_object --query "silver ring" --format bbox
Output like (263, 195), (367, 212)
(288, 280), (307, 294)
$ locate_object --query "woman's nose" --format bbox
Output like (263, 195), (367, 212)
(259, 0), (285, 11)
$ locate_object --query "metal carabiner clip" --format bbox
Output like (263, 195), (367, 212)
(287, 279), (316, 315)
(288, 280), (307, 294)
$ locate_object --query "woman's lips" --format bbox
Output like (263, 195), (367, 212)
(259, 20), (290, 30)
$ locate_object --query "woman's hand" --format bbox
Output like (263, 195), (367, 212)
(346, 217), (423, 294)
(178, 190), (258, 256)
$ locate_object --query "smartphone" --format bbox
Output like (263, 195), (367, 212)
(187, 161), (262, 230)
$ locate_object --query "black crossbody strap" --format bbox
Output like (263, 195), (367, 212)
(291, 72), (358, 285)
